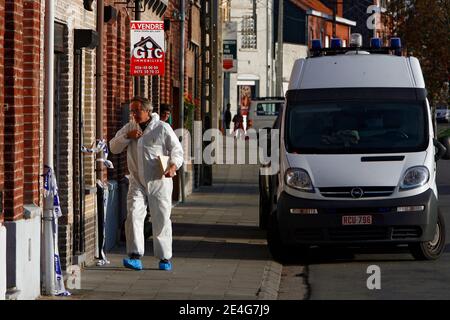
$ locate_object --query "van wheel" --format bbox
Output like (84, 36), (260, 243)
(409, 209), (446, 260)
(267, 213), (308, 263)
(259, 192), (270, 230)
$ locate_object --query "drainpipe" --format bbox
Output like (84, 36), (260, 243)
(43, 0), (55, 295)
(276, 0), (284, 96)
(266, 0), (270, 96)
(96, 0), (104, 183)
(179, 0), (186, 202)
(134, 0), (141, 96)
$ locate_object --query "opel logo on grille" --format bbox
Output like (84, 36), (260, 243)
(351, 187), (364, 199)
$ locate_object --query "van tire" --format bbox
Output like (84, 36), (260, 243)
(259, 174), (271, 230)
(267, 213), (309, 263)
(409, 209), (446, 260)
(267, 213), (289, 263)
(259, 192), (270, 230)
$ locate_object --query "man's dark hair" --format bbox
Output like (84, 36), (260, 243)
(160, 104), (173, 113)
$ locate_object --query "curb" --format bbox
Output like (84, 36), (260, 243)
(257, 261), (283, 300)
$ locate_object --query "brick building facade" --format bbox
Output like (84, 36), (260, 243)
(0, 0), (43, 300)
(0, 0), (203, 299)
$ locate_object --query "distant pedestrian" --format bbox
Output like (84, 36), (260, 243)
(160, 103), (173, 125)
(232, 108), (244, 139)
(224, 103), (232, 131)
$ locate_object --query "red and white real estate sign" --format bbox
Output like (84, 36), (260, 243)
(130, 21), (165, 76)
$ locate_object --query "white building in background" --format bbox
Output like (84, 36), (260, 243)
(223, 0), (276, 120)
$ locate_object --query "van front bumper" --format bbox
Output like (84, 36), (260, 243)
(276, 189), (438, 245)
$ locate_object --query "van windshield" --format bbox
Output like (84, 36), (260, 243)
(285, 101), (428, 154)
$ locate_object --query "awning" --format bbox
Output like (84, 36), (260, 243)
(237, 80), (256, 86)
(306, 9), (356, 27)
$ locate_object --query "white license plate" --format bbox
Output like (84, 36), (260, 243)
(342, 215), (373, 226)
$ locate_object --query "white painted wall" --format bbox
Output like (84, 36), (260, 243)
(5, 209), (41, 300)
(0, 225), (6, 300)
(282, 43), (309, 94)
(227, 0), (275, 117)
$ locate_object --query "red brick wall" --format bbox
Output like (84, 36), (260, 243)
(117, 12), (128, 178)
(105, 9), (134, 182)
(23, 0), (41, 205)
(124, 13), (133, 102)
(308, 15), (350, 46)
(161, 0), (181, 106)
(4, 0), (25, 220)
(106, 16), (119, 181)
(0, 0), (4, 223)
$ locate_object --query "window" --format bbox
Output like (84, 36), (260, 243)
(221, 0), (231, 22)
(256, 103), (282, 116)
(241, 15), (257, 49)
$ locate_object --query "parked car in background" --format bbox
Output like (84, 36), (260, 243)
(259, 104), (283, 230)
(436, 106), (450, 123)
(247, 97), (284, 133)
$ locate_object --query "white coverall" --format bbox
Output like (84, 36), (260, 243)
(109, 113), (183, 260)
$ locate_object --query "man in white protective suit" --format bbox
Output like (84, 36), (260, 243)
(110, 96), (183, 271)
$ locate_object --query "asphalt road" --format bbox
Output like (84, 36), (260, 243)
(279, 124), (450, 300)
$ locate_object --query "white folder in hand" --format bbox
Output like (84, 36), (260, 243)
(157, 155), (176, 177)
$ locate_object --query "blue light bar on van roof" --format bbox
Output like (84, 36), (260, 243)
(370, 38), (382, 49)
(330, 38), (342, 49)
(311, 39), (322, 50)
(390, 37), (402, 49)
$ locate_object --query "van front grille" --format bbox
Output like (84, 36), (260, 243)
(319, 187), (395, 199)
(328, 226), (390, 241)
(292, 226), (422, 242)
(392, 226), (422, 239)
(294, 229), (323, 241)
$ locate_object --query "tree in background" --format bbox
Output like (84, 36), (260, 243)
(386, 0), (449, 107)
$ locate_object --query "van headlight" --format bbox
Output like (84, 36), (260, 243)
(285, 168), (315, 193)
(399, 166), (429, 191)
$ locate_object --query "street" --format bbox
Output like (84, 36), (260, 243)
(279, 124), (450, 300)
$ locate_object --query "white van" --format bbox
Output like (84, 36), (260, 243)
(247, 97), (284, 132)
(266, 35), (449, 262)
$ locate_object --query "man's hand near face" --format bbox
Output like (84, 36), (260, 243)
(127, 129), (143, 140)
(164, 163), (177, 178)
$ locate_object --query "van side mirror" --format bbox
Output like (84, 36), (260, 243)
(434, 138), (448, 161)
(438, 136), (450, 160)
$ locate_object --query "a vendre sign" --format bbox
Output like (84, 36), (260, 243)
(130, 21), (165, 76)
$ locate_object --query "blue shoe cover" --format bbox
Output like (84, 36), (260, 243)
(159, 260), (172, 271)
(123, 258), (143, 270)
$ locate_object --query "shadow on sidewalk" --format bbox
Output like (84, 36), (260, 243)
(106, 222), (270, 261)
(181, 184), (258, 195)
(105, 239), (270, 261)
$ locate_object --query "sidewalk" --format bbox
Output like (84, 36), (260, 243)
(50, 164), (282, 300)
